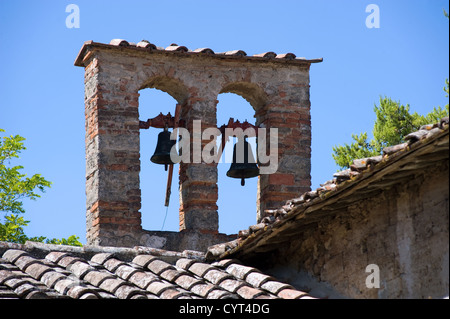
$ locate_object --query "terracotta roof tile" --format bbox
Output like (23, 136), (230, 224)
(188, 262), (215, 277)
(211, 258), (240, 268)
(253, 52), (277, 58)
(57, 255), (84, 268)
(277, 288), (310, 299)
(45, 251), (68, 264)
(128, 271), (158, 289)
(74, 39), (323, 67)
(41, 271), (68, 288)
(245, 272), (273, 288)
(3, 249), (28, 264)
(159, 268), (185, 282)
(147, 259), (175, 275)
(78, 292), (98, 299)
(203, 269), (233, 285)
(0, 286), (18, 299)
(132, 254), (158, 268)
(109, 39), (129, 46)
(115, 264), (140, 280)
(54, 278), (76, 295)
(174, 274), (203, 291)
(25, 263), (53, 280)
(192, 48), (215, 54)
(98, 277), (126, 294)
(67, 261), (94, 279)
(206, 288), (236, 299)
(175, 257), (197, 270)
(136, 40), (157, 50)
(0, 241), (315, 299)
(190, 282), (216, 297)
(236, 285), (267, 299)
(91, 253), (114, 265)
(66, 284), (98, 299)
(225, 263), (259, 280)
(146, 280), (175, 296)
(218, 278), (246, 293)
(103, 258), (128, 272)
(260, 280), (293, 295)
(165, 44), (188, 52)
(159, 288), (185, 299)
(221, 50), (247, 57)
(276, 53), (296, 60)
(83, 270), (115, 287)
(115, 284), (147, 299)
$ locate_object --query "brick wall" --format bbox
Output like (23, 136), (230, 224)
(77, 42), (317, 249)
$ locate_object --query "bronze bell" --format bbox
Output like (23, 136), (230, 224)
(151, 127), (176, 171)
(226, 137), (259, 186)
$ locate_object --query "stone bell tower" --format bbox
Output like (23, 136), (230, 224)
(75, 39), (321, 251)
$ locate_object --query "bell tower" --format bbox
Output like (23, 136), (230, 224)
(75, 39), (321, 251)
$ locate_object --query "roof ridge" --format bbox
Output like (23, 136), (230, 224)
(74, 39), (323, 67)
(0, 241), (205, 264)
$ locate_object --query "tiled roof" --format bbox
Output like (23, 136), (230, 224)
(207, 117), (450, 261)
(0, 241), (314, 299)
(74, 39), (323, 67)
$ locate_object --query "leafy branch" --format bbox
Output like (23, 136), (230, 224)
(0, 129), (81, 246)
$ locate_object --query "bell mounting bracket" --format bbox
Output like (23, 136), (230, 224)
(218, 118), (259, 153)
(139, 112), (185, 130)
(218, 118), (259, 136)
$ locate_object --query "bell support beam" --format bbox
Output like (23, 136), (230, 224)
(218, 118), (259, 157)
(139, 112), (185, 130)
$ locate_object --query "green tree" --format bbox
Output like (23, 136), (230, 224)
(0, 129), (82, 246)
(332, 90), (449, 170)
(0, 130), (51, 215)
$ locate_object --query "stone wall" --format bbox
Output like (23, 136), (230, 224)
(267, 161), (449, 298)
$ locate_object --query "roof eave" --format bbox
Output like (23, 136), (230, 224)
(213, 127), (449, 261)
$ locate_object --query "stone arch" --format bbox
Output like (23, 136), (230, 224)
(219, 82), (268, 113)
(138, 88), (180, 232)
(216, 92), (259, 234)
(139, 75), (189, 105)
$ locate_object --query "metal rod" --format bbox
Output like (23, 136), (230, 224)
(164, 104), (181, 207)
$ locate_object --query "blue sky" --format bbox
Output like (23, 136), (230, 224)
(1, 0), (448, 244)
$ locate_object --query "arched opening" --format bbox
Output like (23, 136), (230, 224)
(139, 88), (181, 232)
(216, 92), (259, 235)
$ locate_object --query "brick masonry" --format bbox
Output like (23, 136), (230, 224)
(76, 41), (318, 249)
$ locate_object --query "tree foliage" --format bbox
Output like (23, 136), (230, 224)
(332, 82), (449, 170)
(0, 129), (82, 246)
(0, 130), (51, 215)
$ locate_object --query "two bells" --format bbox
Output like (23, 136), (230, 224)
(151, 127), (259, 186)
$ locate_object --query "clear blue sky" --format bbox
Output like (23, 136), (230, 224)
(1, 0), (448, 244)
